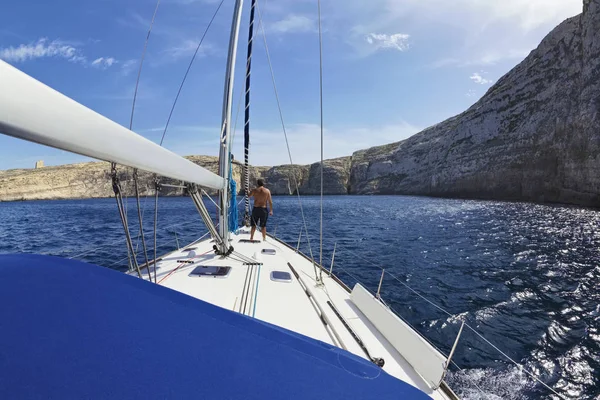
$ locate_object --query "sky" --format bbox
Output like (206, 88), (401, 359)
(0, 0), (583, 169)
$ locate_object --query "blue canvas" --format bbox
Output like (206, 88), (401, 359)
(0, 254), (431, 399)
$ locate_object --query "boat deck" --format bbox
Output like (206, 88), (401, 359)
(132, 228), (454, 400)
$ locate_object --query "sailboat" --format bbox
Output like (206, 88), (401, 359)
(0, 1), (462, 399)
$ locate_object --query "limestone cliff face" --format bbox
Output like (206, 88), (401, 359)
(0, 156), (351, 201)
(349, 2), (599, 206)
(258, 157), (351, 195)
(301, 157), (352, 195)
(1, 2), (597, 206)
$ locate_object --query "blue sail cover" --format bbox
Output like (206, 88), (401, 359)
(0, 254), (431, 400)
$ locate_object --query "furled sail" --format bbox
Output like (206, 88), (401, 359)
(242, 0), (257, 226)
(0, 60), (225, 190)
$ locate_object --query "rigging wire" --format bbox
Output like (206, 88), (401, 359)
(111, 165), (142, 278)
(159, 0), (225, 146)
(317, 0), (325, 282)
(133, 169), (153, 281)
(255, 0), (319, 281)
(130, 0), (161, 132)
(121, 0), (161, 273)
(123, 0), (224, 270)
(68, 219), (202, 261)
(153, 178), (160, 283)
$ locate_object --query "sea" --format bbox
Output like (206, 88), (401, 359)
(0, 195), (598, 400)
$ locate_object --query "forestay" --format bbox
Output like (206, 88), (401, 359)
(0, 60), (225, 190)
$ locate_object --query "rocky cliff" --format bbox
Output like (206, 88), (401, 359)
(349, 0), (599, 207)
(1, 1), (598, 206)
(0, 156), (352, 201)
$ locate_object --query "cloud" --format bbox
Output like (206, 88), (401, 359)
(365, 33), (410, 52)
(162, 39), (215, 61)
(431, 49), (532, 68)
(339, 0), (580, 64)
(269, 15), (316, 34)
(367, 0), (581, 33)
(120, 59), (138, 75)
(0, 38), (121, 70)
(91, 57), (117, 69)
(0, 38), (86, 64)
(138, 121), (422, 165)
(469, 72), (493, 85)
(230, 121), (422, 165)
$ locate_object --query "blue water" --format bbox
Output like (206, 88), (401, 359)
(1, 195), (598, 399)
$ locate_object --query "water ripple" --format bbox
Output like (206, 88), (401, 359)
(0, 196), (598, 399)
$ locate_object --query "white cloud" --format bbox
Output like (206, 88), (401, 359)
(373, 0), (581, 33)
(469, 72), (493, 85)
(431, 49), (532, 68)
(120, 59), (138, 75)
(163, 39), (215, 60)
(144, 121), (422, 165)
(338, 0), (580, 64)
(232, 121), (422, 165)
(269, 15), (316, 34)
(91, 57), (117, 69)
(0, 38), (86, 64)
(365, 33), (410, 52)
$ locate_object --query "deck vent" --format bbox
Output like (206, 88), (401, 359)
(261, 249), (276, 255)
(270, 271), (292, 282)
(189, 266), (231, 277)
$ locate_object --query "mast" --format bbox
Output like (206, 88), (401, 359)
(217, 0), (245, 254)
(243, 0), (257, 227)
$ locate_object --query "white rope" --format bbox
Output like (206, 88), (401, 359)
(255, 0), (319, 280)
(337, 245), (566, 399)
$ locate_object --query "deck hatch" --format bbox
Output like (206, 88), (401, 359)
(262, 249), (276, 255)
(239, 239), (261, 244)
(189, 266), (231, 277)
(270, 271), (292, 282)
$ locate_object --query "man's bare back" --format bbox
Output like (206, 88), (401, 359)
(248, 179), (273, 241)
(251, 186), (271, 208)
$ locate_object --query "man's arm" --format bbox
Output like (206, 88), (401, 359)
(268, 190), (273, 215)
(247, 188), (255, 197)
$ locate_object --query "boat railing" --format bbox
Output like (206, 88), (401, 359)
(66, 224), (564, 399)
(322, 243), (565, 400)
(68, 220), (208, 270)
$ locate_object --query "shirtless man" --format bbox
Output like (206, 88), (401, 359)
(247, 179), (273, 241)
